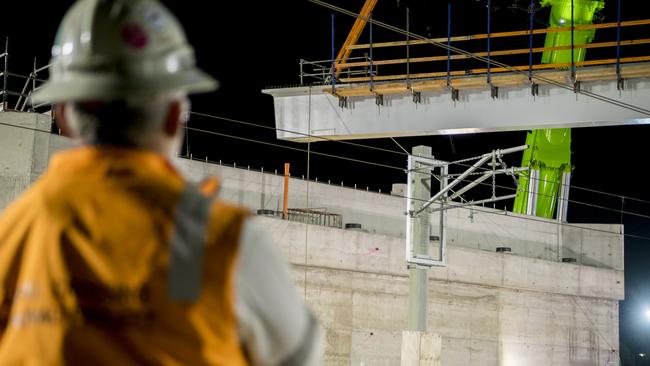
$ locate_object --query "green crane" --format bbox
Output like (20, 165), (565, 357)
(512, 0), (605, 219)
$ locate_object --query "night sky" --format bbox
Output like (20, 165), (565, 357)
(2, 0), (650, 364)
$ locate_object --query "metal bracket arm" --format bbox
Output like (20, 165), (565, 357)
(414, 145), (527, 216)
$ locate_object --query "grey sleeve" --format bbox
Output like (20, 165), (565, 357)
(235, 217), (323, 366)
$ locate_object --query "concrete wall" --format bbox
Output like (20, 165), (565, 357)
(0, 111), (624, 365)
(258, 217), (622, 366)
(173, 157), (624, 271)
(0, 112), (51, 208)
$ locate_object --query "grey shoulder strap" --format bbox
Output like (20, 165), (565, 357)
(168, 183), (212, 302)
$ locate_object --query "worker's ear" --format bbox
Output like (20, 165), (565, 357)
(53, 103), (74, 138)
(164, 99), (186, 138)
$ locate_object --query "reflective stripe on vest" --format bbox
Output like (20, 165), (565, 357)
(168, 184), (212, 302)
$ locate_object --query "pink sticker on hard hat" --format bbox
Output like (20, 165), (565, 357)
(121, 23), (149, 49)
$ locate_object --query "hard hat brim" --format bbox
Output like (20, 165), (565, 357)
(32, 68), (219, 105)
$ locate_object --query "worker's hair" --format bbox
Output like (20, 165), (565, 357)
(66, 93), (183, 148)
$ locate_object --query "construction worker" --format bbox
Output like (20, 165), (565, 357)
(0, 0), (322, 365)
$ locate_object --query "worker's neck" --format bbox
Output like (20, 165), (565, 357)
(85, 137), (179, 161)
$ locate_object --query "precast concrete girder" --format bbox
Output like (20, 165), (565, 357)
(263, 75), (650, 142)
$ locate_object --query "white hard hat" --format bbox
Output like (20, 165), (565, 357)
(32, 0), (218, 104)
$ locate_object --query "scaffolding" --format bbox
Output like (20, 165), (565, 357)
(0, 38), (50, 112)
(257, 207), (343, 229)
(294, 2), (650, 99)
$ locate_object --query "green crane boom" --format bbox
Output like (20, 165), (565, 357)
(512, 0), (605, 219)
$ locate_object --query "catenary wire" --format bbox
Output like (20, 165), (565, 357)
(0, 118), (647, 241)
(189, 111), (650, 206)
(180, 121), (650, 223)
(4, 112), (647, 219)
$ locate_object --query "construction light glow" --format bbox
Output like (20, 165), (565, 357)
(645, 309), (650, 321)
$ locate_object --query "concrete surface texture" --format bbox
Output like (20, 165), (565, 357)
(173, 156), (623, 271)
(258, 217), (621, 365)
(401, 331), (442, 366)
(0, 112), (52, 208)
(262, 76), (650, 142)
(0, 112), (623, 365)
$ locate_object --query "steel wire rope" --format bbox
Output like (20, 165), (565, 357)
(189, 111), (650, 207)
(1, 118), (648, 239)
(1, 116), (648, 222)
(387, 191), (650, 242)
(178, 123), (650, 233)
(308, 0), (650, 117)
(181, 122), (650, 227)
(303, 86), (313, 300)
(190, 113), (584, 210)
(431, 166), (650, 221)
(441, 161), (650, 219)
(183, 125), (405, 172)
(14, 5), (650, 198)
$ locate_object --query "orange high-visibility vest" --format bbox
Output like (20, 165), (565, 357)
(0, 147), (249, 366)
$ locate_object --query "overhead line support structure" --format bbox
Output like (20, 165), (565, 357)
(414, 145), (528, 216)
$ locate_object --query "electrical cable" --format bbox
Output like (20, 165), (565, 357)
(189, 111), (650, 207)
(192, 110), (650, 220)
(3, 114), (647, 222)
(190, 111), (409, 157)
(183, 125), (406, 172)
(1, 118), (648, 240)
(182, 122), (650, 226)
(386, 190), (650, 241)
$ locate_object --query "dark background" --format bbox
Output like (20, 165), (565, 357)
(2, 1), (650, 364)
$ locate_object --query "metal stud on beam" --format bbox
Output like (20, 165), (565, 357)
(573, 80), (581, 93)
(375, 94), (384, 106)
(531, 82), (539, 96)
(450, 88), (459, 102)
(412, 91), (421, 104)
(338, 96), (349, 108)
(491, 85), (499, 99)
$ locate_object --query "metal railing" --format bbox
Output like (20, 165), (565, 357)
(0, 38), (51, 112)
(295, 13), (650, 89)
(299, 56), (377, 86)
(257, 207), (343, 229)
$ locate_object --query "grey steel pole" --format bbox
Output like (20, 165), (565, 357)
(408, 145), (432, 332)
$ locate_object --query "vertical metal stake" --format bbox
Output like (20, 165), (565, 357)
(331, 14), (336, 92)
(616, 0), (623, 90)
(30, 58), (37, 112)
(2, 37), (8, 111)
(529, 0), (535, 82)
(487, 0), (492, 84)
(406, 7), (410, 87)
(369, 12), (374, 91)
(447, 2), (452, 87)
